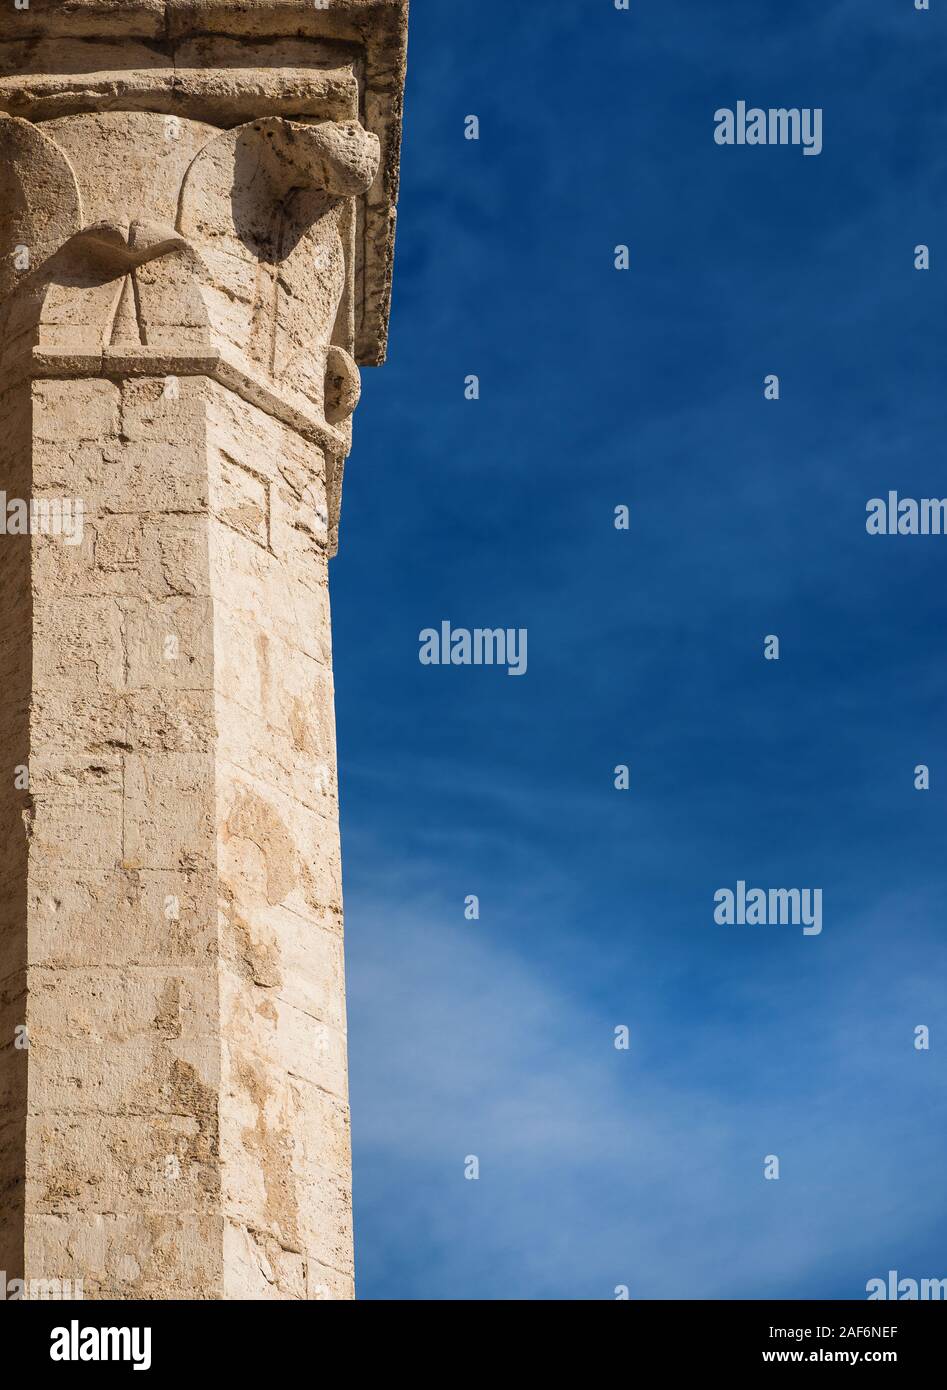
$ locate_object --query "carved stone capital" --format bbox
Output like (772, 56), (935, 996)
(0, 1), (408, 551)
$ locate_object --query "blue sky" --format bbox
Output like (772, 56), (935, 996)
(332, 0), (947, 1299)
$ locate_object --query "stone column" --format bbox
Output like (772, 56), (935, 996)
(0, 1), (407, 1300)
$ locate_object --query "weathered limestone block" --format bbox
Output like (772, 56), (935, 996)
(0, 1), (407, 1300)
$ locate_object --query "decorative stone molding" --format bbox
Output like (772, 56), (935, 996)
(0, 99), (385, 547)
(0, 0), (408, 365)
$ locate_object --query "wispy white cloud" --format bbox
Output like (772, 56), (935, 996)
(347, 862), (947, 1299)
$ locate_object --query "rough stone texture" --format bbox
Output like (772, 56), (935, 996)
(0, 0), (407, 1299)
